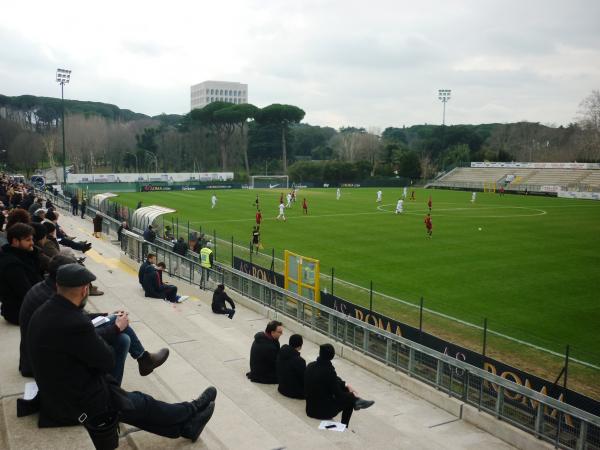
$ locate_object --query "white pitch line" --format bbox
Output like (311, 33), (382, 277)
(189, 210), (387, 225)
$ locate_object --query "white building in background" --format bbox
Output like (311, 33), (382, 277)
(190, 81), (248, 110)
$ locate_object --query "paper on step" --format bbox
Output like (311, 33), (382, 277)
(92, 316), (110, 327)
(318, 420), (346, 432)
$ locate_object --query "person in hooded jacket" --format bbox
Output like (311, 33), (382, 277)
(247, 320), (282, 384)
(304, 343), (375, 427)
(276, 334), (306, 399)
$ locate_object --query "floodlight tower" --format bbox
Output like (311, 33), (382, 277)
(438, 89), (451, 126)
(56, 68), (71, 183)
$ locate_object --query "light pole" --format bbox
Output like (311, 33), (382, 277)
(438, 89), (451, 126)
(56, 68), (71, 183)
(143, 150), (158, 173)
(126, 152), (139, 173)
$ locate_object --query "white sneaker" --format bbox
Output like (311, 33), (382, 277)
(177, 295), (189, 303)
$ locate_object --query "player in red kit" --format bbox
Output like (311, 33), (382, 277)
(255, 209), (262, 226)
(302, 198), (308, 215)
(424, 213), (432, 237)
(427, 196), (432, 212)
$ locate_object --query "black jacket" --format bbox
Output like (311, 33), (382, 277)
(142, 265), (163, 298)
(211, 289), (235, 313)
(0, 244), (43, 324)
(27, 294), (115, 427)
(143, 228), (156, 243)
(304, 357), (349, 419)
(20, 279), (119, 377)
(248, 332), (280, 384)
(138, 260), (151, 284)
(276, 345), (306, 399)
(173, 240), (188, 256)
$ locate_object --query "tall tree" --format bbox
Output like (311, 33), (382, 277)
(256, 104), (305, 173)
(214, 103), (259, 179)
(191, 102), (237, 170)
(577, 90), (600, 131)
(7, 131), (44, 177)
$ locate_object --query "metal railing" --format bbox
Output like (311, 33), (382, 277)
(120, 229), (600, 450)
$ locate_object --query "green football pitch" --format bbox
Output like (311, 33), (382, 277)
(113, 188), (600, 366)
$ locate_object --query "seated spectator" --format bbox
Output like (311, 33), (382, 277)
(41, 222), (60, 258)
(211, 284), (235, 319)
(31, 208), (47, 223)
(19, 254), (169, 383)
(143, 261), (188, 303)
(46, 210), (92, 253)
(0, 223), (43, 324)
(247, 320), (282, 384)
(138, 253), (156, 285)
(143, 224), (156, 243)
(304, 344), (374, 427)
(276, 334), (306, 399)
(28, 263), (216, 441)
(31, 223), (51, 274)
(28, 197), (43, 216)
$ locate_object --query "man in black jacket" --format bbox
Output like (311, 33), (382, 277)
(211, 284), (235, 319)
(19, 254), (169, 383)
(138, 254), (156, 285)
(304, 344), (374, 426)
(28, 263), (216, 442)
(247, 320), (282, 384)
(0, 223), (43, 324)
(142, 262), (187, 303)
(276, 334), (306, 399)
(143, 224), (156, 243)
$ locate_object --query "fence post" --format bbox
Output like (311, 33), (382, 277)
(576, 421), (588, 450)
(331, 267), (334, 296)
(369, 281), (373, 312)
(408, 347), (415, 376)
(534, 402), (544, 438)
(495, 386), (504, 419)
(563, 345), (570, 395)
(249, 242), (253, 264)
(435, 359), (442, 389)
(231, 236), (234, 268)
(176, 217), (179, 240)
(482, 318), (488, 356)
(419, 297), (424, 338)
(213, 229), (217, 260)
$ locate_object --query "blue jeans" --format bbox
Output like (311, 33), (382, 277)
(100, 316), (145, 385)
(121, 391), (195, 438)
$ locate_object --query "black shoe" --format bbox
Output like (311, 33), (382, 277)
(138, 348), (170, 376)
(192, 386), (217, 412)
(353, 398), (375, 411)
(182, 401), (215, 443)
(228, 310), (235, 320)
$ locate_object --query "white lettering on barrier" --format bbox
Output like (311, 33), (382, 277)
(557, 191), (600, 200)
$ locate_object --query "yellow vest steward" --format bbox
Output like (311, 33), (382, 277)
(200, 248), (212, 268)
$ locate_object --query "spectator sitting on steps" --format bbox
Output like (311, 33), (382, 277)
(276, 334), (306, 399)
(211, 284), (235, 319)
(246, 320), (283, 384)
(304, 344), (375, 427)
(143, 261), (188, 303)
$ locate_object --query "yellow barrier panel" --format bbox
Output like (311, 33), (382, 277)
(284, 250), (320, 302)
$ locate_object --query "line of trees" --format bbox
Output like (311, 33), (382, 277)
(0, 91), (598, 181)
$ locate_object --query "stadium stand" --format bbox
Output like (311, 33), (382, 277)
(431, 166), (600, 192)
(0, 200), (551, 449)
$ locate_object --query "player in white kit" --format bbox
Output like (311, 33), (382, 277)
(395, 199), (404, 214)
(276, 202), (286, 221)
(376, 190), (382, 202)
(336, 188), (341, 200)
(211, 194), (217, 208)
(286, 193), (292, 208)
(471, 192), (477, 203)
(402, 187), (407, 199)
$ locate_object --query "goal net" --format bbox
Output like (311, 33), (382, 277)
(250, 175), (289, 189)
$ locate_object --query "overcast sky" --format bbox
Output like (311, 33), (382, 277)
(1, 0), (599, 129)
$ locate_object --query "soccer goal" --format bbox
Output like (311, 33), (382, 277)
(250, 175), (289, 189)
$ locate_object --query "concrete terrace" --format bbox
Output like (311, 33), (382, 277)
(0, 211), (551, 450)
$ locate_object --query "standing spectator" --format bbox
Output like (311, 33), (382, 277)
(80, 197), (87, 219)
(172, 237), (188, 275)
(0, 223), (43, 324)
(117, 220), (130, 245)
(304, 344), (374, 427)
(70, 194), (79, 215)
(143, 224), (156, 243)
(199, 241), (213, 290)
(45, 198), (53, 209)
(276, 334), (306, 399)
(211, 284), (235, 319)
(246, 320), (283, 384)
(92, 212), (103, 238)
(27, 264), (216, 440)
(164, 225), (175, 241)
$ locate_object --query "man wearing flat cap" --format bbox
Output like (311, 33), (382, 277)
(304, 343), (375, 427)
(27, 264), (217, 442)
